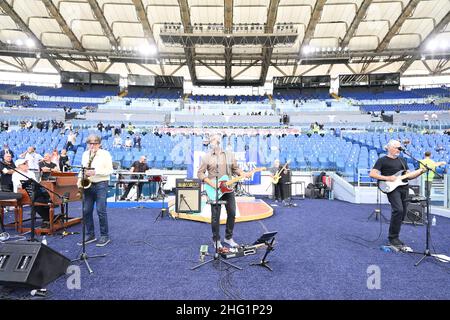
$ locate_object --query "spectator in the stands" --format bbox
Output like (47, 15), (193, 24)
(0, 143), (14, 160)
(114, 126), (121, 136)
(113, 134), (122, 148)
(431, 112), (438, 121)
(59, 149), (70, 172)
(19, 146), (43, 171)
(66, 130), (77, 151)
(39, 153), (59, 180)
(124, 136), (133, 149)
(127, 122), (135, 135)
(97, 121), (104, 132)
(133, 133), (142, 150)
(424, 112), (429, 121)
(50, 149), (60, 170)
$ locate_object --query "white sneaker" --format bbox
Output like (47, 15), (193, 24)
(213, 240), (223, 250)
(224, 238), (239, 248)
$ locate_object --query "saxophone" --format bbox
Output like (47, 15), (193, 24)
(78, 151), (96, 190)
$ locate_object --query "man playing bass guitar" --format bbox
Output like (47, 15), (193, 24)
(369, 139), (424, 248)
(197, 134), (253, 250)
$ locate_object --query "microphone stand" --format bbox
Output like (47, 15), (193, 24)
(192, 150), (241, 270)
(71, 165), (106, 274)
(398, 148), (449, 266)
(0, 161), (66, 242)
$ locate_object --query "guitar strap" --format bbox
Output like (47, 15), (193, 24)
(224, 150), (232, 178)
(398, 157), (407, 172)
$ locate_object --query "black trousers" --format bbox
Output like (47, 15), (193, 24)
(122, 182), (143, 200)
(210, 192), (236, 242)
(386, 185), (409, 241)
(274, 182), (284, 200)
(34, 206), (50, 222)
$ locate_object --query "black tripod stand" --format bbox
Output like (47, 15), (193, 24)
(368, 186), (389, 223)
(283, 180), (297, 207)
(57, 191), (79, 238)
(71, 166), (106, 274)
(155, 178), (175, 221)
(191, 154), (241, 271)
(399, 148), (449, 266)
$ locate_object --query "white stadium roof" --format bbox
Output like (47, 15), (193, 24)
(0, 0), (448, 85)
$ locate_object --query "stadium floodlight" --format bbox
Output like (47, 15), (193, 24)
(426, 40), (437, 51)
(344, 46), (348, 51)
(36, 52), (41, 59)
(338, 47), (342, 51)
(26, 39), (35, 48)
(302, 45), (310, 54)
(16, 39), (23, 46)
(139, 44), (158, 56)
(6, 40), (11, 44)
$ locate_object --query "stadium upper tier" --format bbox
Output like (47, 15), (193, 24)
(0, 128), (448, 183)
(340, 87), (449, 101)
(1, 83), (449, 114)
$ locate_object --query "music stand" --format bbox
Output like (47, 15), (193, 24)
(250, 231), (277, 271)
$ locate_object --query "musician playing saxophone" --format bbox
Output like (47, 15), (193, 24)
(197, 134), (252, 250)
(77, 134), (113, 247)
(369, 139), (423, 248)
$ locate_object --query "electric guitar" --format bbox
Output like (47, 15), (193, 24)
(378, 168), (425, 194)
(204, 167), (266, 201)
(271, 160), (291, 184)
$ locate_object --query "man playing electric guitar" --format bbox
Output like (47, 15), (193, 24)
(197, 134), (253, 250)
(270, 159), (289, 204)
(369, 139), (424, 248)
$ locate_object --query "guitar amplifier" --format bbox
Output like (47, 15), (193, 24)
(175, 179), (201, 213)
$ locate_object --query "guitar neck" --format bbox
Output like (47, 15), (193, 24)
(224, 168), (264, 186)
(401, 169), (423, 180)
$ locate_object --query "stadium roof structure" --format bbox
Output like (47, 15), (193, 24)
(0, 0), (449, 85)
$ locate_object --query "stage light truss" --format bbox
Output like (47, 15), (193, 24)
(159, 33), (298, 47)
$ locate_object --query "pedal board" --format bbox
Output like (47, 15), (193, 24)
(385, 245), (413, 253)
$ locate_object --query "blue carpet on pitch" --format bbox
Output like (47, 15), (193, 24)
(1, 198), (449, 300)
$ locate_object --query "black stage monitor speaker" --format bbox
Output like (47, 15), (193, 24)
(404, 185), (426, 225)
(404, 202), (426, 225)
(175, 179), (201, 213)
(0, 242), (70, 288)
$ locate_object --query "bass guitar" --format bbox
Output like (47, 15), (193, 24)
(272, 160), (291, 184)
(205, 167), (266, 201)
(378, 168), (424, 194)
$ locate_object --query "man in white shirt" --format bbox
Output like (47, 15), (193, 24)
(113, 134), (122, 148)
(12, 159), (50, 227)
(124, 136), (133, 149)
(78, 134), (113, 247)
(66, 130), (77, 151)
(19, 146), (43, 171)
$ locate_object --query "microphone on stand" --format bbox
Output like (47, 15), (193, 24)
(397, 146), (406, 151)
